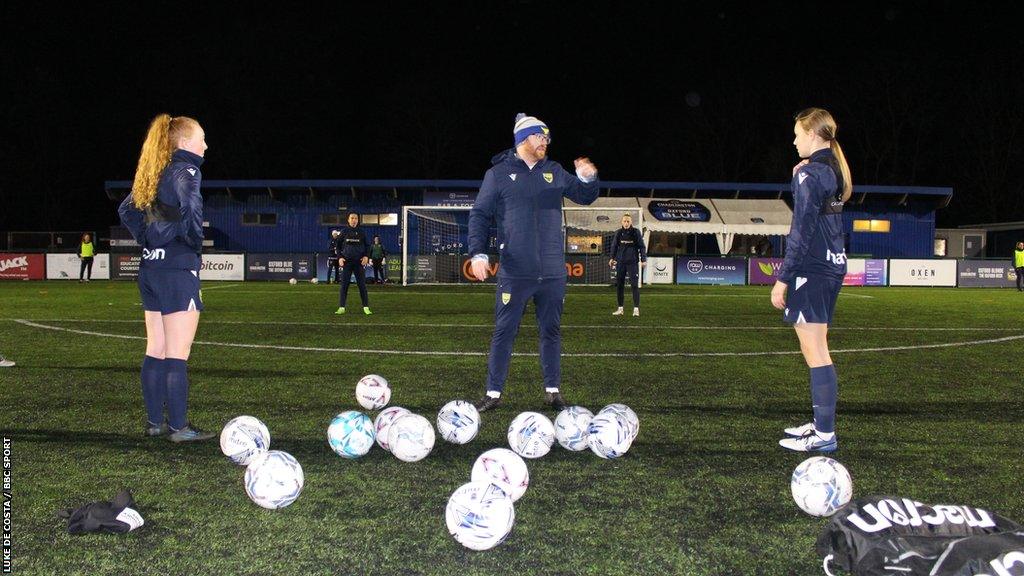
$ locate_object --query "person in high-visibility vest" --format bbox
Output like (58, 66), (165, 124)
(78, 233), (95, 282)
(1013, 242), (1024, 292)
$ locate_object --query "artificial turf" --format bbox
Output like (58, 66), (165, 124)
(1, 280), (1021, 575)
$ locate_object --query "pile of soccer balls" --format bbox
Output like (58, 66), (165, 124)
(220, 373), (646, 552)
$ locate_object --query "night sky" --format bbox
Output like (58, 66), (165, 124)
(2, 1), (1022, 234)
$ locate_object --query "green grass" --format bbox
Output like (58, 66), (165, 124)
(1, 281), (1022, 575)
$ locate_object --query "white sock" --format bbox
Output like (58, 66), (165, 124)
(615, 306), (623, 311)
(633, 307), (639, 312)
(816, 430), (835, 440)
(545, 387), (559, 393)
(486, 391), (501, 399)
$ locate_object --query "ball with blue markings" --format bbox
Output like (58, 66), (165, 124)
(244, 450), (304, 509)
(587, 413), (633, 459)
(445, 481), (516, 551)
(790, 456), (853, 517)
(598, 403), (639, 442)
(220, 415), (270, 466)
(437, 400), (480, 445)
(327, 410), (375, 459)
(554, 406), (593, 451)
(507, 412), (555, 459)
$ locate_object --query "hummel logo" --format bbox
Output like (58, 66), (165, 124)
(798, 172), (808, 184)
(510, 174), (517, 181)
(187, 168), (197, 176)
(795, 277), (808, 290)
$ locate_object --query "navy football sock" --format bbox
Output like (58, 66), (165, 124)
(165, 358), (190, 430)
(810, 364), (838, 434)
(141, 355), (165, 425)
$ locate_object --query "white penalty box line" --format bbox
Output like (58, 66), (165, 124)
(13, 319), (1024, 358)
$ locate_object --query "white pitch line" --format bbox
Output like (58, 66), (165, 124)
(199, 289), (874, 299)
(5, 318), (1018, 331)
(14, 319), (1024, 358)
(199, 283), (243, 291)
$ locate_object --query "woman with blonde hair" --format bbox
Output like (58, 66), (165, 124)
(118, 114), (212, 442)
(609, 213), (646, 316)
(772, 107), (852, 453)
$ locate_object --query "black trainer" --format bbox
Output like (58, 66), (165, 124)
(168, 423), (215, 443)
(545, 392), (568, 412)
(145, 421), (169, 437)
(474, 395), (502, 413)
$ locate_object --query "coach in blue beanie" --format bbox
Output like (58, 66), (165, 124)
(513, 113), (551, 146)
(467, 112), (599, 414)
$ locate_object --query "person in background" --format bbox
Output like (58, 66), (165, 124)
(335, 212), (372, 315)
(370, 235), (387, 284)
(609, 213), (646, 317)
(1013, 242), (1024, 292)
(327, 229), (342, 284)
(772, 107), (853, 453)
(118, 113), (213, 442)
(78, 233), (95, 282)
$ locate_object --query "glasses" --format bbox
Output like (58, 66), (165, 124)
(530, 133), (551, 144)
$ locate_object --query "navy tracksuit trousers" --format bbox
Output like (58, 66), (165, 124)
(486, 275), (566, 393)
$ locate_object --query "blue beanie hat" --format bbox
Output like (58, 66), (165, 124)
(514, 113), (550, 146)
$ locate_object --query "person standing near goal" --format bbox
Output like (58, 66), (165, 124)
(468, 113), (599, 412)
(772, 107), (852, 453)
(609, 214), (646, 317)
(118, 114), (213, 442)
(335, 212), (372, 315)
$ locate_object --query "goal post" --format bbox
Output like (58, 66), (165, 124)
(562, 205), (644, 287)
(401, 204), (645, 286)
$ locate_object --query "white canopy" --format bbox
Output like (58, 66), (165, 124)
(561, 197), (792, 254)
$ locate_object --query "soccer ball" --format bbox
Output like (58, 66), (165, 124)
(554, 406), (593, 451)
(445, 481), (516, 551)
(587, 413), (633, 459)
(310, 277), (319, 284)
(327, 411), (375, 459)
(356, 374), (391, 410)
(220, 415), (271, 465)
(791, 456), (853, 517)
(507, 412), (555, 459)
(471, 448), (529, 502)
(374, 406), (410, 452)
(244, 450), (304, 509)
(599, 403), (639, 441)
(289, 278), (297, 285)
(437, 400), (480, 444)
(387, 413), (435, 462)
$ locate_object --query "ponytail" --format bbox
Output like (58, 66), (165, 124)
(130, 114), (198, 209)
(795, 107), (853, 203)
(831, 140), (853, 202)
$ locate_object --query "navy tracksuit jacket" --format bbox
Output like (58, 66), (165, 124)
(468, 148), (599, 393)
(777, 148), (847, 285)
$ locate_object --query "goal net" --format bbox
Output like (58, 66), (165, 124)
(402, 205), (644, 286)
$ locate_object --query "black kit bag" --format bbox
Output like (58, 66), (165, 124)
(816, 495), (1022, 575)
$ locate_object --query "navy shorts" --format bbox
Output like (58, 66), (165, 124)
(783, 274), (841, 325)
(138, 268), (204, 314)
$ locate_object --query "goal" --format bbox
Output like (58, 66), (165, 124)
(401, 205), (644, 286)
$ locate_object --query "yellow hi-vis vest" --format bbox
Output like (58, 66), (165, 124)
(1014, 249), (1024, 268)
(80, 242), (95, 258)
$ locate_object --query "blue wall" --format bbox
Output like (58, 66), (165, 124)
(204, 193), (405, 255)
(843, 200), (935, 258)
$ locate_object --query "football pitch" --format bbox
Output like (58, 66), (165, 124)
(1, 281), (1021, 575)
